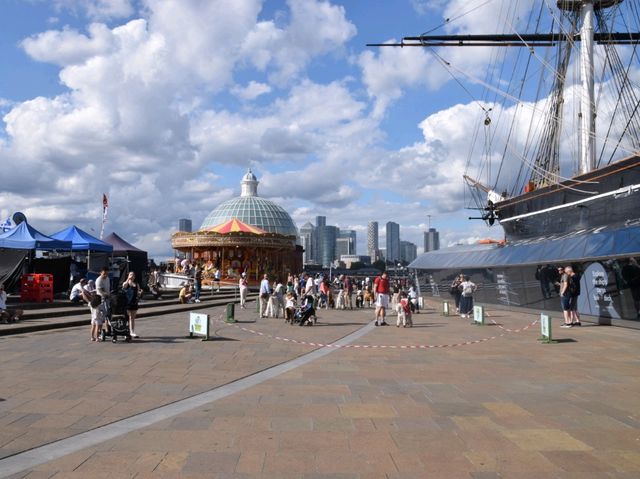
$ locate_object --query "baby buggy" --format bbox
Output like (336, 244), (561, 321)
(101, 289), (132, 343)
(293, 295), (317, 326)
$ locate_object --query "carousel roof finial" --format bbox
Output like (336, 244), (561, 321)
(241, 168), (258, 197)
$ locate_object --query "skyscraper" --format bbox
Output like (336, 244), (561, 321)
(386, 221), (400, 263)
(336, 229), (356, 258)
(313, 216), (327, 263)
(367, 221), (378, 262)
(178, 218), (192, 232)
(299, 222), (315, 264)
(424, 228), (440, 252)
(400, 240), (417, 263)
(318, 225), (338, 267)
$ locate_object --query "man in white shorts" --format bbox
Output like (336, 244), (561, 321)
(373, 271), (390, 326)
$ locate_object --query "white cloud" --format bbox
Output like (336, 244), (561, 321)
(240, 0), (356, 84)
(21, 23), (115, 66)
(51, 0), (135, 20)
(231, 81), (272, 101)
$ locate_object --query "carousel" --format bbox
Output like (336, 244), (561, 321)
(171, 170), (302, 285)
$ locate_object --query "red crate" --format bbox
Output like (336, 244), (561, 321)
(21, 273), (52, 285)
(20, 289), (53, 303)
(20, 274), (54, 302)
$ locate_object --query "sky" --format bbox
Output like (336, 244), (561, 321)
(0, 0), (613, 259)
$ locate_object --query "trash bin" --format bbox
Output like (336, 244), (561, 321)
(442, 300), (450, 316)
(226, 303), (235, 322)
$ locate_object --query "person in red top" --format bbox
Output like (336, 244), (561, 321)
(373, 271), (390, 326)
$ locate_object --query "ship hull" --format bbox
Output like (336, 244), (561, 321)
(496, 156), (640, 240)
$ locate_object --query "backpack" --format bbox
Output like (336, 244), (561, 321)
(569, 275), (580, 296)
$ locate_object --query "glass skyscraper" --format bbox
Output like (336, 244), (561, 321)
(386, 221), (400, 263)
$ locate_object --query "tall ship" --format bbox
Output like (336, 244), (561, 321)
(373, 0), (640, 325)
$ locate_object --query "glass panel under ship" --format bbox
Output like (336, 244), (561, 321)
(410, 224), (640, 324)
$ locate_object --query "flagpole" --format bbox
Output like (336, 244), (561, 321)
(100, 194), (108, 240)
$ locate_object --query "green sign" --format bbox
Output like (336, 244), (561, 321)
(538, 313), (557, 343)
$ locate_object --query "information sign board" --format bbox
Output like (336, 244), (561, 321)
(189, 312), (209, 338)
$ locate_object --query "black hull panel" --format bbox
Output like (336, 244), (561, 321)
(496, 156), (640, 240)
(415, 257), (640, 326)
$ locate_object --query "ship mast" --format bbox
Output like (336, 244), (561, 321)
(565, 1), (598, 174)
(368, 0), (638, 184)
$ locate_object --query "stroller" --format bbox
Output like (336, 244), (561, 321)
(293, 295), (317, 326)
(101, 289), (132, 343)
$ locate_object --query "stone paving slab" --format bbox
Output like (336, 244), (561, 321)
(1, 300), (639, 477)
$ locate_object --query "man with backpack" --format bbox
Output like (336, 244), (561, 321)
(560, 265), (581, 327)
(567, 266), (581, 326)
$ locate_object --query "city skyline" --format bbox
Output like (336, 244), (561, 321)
(292, 214), (424, 266)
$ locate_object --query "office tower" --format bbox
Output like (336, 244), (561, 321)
(336, 229), (356, 259)
(317, 225), (338, 267)
(312, 216), (327, 263)
(424, 228), (440, 252)
(386, 221), (400, 263)
(178, 218), (192, 232)
(367, 221), (378, 262)
(299, 222), (315, 264)
(400, 240), (417, 263)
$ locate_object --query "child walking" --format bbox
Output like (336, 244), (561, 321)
(284, 292), (296, 324)
(396, 292), (413, 328)
(89, 295), (107, 341)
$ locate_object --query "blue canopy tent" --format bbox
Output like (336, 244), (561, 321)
(50, 225), (114, 281)
(50, 226), (113, 252)
(0, 222), (72, 250)
(0, 222), (72, 294)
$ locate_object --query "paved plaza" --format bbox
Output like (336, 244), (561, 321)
(0, 299), (639, 478)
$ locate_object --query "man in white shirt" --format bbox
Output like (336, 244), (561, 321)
(259, 274), (271, 318)
(95, 267), (111, 300)
(303, 273), (315, 296)
(69, 278), (87, 304)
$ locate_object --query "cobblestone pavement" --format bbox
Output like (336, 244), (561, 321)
(1, 300), (639, 478)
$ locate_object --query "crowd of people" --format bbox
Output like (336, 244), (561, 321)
(67, 266), (143, 341)
(448, 267), (583, 326)
(253, 270), (420, 328)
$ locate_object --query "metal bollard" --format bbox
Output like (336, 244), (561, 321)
(442, 300), (450, 316)
(226, 303), (235, 323)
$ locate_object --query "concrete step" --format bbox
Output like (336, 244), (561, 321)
(0, 293), (258, 336)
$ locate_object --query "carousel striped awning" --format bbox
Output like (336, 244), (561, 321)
(203, 218), (267, 235)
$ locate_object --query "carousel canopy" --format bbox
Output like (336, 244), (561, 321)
(204, 218), (267, 235)
(200, 170), (298, 237)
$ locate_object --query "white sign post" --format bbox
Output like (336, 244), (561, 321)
(189, 312), (210, 341)
(538, 313), (556, 343)
(472, 305), (484, 325)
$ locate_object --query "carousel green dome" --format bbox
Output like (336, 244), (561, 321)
(200, 170), (298, 237)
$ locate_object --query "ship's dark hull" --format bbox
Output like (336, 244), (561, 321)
(495, 156), (640, 240)
(410, 156), (640, 326)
